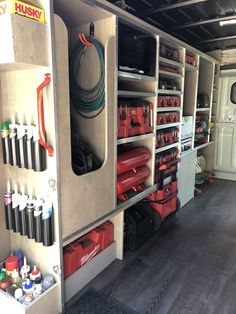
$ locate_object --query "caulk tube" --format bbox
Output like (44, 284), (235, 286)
(4, 181), (14, 230)
(9, 113), (20, 167)
(12, 183), (21, 233)
(1, 121), (12, 165)
(17, 114), (27, 169)
(34, 198), (43, 243)
(32, 125), (46, 172)
(26, 193), (35, 239)
(42, 197), (54, 246)
(25, 115), (33, 170)
(19, 186), (28, 236)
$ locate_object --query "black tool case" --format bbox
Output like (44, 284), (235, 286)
(124, 204), (154, 250)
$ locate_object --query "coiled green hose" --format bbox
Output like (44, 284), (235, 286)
(69, 37), (105, 119)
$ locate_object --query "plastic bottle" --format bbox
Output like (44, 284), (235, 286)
(23, 279), (34, 305)
(30, 265), (41, 281)
(11, 269), (21, 285)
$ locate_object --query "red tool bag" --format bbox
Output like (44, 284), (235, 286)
(117, 148), (151, 175)
(117, 101), (153, 138)
(117, 166), (150, 201)
(156, 128), (179, 148)
(147, 181), (178, 220)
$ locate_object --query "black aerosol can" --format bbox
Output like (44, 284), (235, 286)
(4, 181), (14, 230)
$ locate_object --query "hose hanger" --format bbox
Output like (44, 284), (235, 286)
(69, 24), (105, 119)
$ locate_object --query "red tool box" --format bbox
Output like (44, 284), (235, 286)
(63, 221), (114, 278)
(186, 54), (197, 66)
(156, 111), (180, 125)
(117, 101), (153, 139)
(158, 96), (180, 108)
(155, 148), (180, 183)
(160, 44), (179, 62)
(147, 181), (178, 220)
(156, 128), (179, 148)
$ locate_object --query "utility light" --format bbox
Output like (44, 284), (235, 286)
(219, 19), (236, 26)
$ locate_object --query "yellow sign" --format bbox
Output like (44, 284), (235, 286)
(0, 0), (45, 23)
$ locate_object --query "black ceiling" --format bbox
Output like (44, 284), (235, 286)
(108, 0), (236, 52)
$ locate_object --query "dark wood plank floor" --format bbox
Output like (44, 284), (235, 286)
(68, 179), (236, 314)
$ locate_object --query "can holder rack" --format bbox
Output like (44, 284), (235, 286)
(117, 101), (154, 139)
(63, 221), (114, 278)
(117, 147), (151, 201)
(156, 127), (179, 148)
(158, 96), (180, 108)
(156, 111), (180, 125)
(4, 185), (54, 247)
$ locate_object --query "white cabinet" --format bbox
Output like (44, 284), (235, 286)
(178, 151), (196, 207)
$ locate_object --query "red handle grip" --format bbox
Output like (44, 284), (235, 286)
(37, 73), (54, 157)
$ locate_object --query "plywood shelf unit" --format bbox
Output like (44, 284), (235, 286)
(0, 0), (219, 311)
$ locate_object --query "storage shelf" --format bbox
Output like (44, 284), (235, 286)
(159, 70), (183, 79)
(157, 107), (181, 112)
(155, 142), (179, 153)
(196, 107), (211, 112)
(156, 122), (180, 130)
(158, 89), (182, 95)
(181, 149), (194, 157)
(159, 56), (184, 68)
(185, 63), (198, 72)
(118, 90), (156, 97)
(117, 185), (156, 212)
(118, 71), (157, 82)
(194, 141), (214, 150)
(65, 243), (117, 302)
(181, 134), (193, 141)
(117, 133), (155, 145)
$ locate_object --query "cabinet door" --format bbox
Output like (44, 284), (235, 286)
(214, 123), (236, 180)
(178, 151), (196, 207)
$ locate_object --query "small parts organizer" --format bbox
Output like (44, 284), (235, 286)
(0, 253), (55, 306)
(4, 182), (54, 247)
(1, 73), (54, 172)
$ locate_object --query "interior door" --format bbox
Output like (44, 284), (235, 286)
(214, 71), (236, 180)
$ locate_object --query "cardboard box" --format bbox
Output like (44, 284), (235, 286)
(0, 0), (45, 23)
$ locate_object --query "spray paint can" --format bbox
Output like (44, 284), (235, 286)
(34, 198), (43, 243)
(17, 115), (27, 169)
(26, 195), (35, 239)
(32, 125), (46, 172)
(9, 113), (20, 167)
(25, 115), (33, 170)
(19, 186), (28, 236)
(4, 181), (14, 230)
(12, 184), (21, 233)
(42, 197), (54, 246)
(1, 121), (12, 165)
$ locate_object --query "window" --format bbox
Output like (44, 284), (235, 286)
(230, 82), (236, 104)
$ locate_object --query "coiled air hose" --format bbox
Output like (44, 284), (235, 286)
(69, 36), (105, 119)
